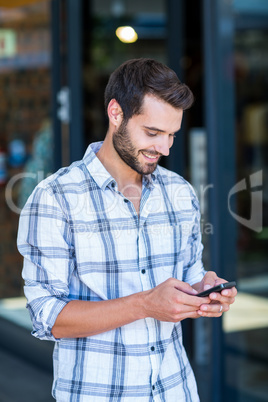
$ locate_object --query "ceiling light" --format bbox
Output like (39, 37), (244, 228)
(115, 26), (138, 43)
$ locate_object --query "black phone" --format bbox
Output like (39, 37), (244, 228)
(196, 281), (236, 297)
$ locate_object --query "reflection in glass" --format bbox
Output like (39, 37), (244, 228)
(83, 0), (166, 144)
(224, 20), (268, 402)
(0, 2), (52, 301)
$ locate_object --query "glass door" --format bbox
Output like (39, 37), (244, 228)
(82, 0), (168, 146)
(0, 2), (54, 400)
(0, 0), (53, 305)
(223, 2), (268, 401)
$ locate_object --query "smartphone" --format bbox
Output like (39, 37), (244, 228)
(196, 281), (236, 297)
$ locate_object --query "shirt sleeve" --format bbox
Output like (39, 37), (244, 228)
(17, 184), (74, 341)
(182, 187), (206, 286)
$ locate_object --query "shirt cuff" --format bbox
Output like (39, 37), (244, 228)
(28, 297), (70, 342)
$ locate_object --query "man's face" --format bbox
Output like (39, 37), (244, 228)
(112, 95), (183, 175)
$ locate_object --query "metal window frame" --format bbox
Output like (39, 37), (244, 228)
(166, 0), (186, 176)
(67, 0), (85, 163)
(203, 1), (236, 401)
(51, 0), (62, 171)
(51, 0), (85, 171)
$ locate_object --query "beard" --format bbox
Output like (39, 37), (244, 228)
(112, 120), (162, 175)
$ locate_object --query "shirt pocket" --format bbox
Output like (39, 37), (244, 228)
(73, 223), (108, 270)
(141, 221), (190, 282)
(145, 222), (189, 255)
(71, 221), (139, 299)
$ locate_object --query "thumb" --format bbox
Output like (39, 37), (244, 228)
(174, 281), (198, 295)
(203, 271), (218, 290)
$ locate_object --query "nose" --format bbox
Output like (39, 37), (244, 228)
(155, 135), (171, 156)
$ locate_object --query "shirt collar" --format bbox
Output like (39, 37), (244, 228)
(143, 170), (156, 190)
(83, 141), (156, 191)
(83, 142), (115, 191)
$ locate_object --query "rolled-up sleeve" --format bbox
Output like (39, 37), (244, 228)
(17, 184), (74, 341)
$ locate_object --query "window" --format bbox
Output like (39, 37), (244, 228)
(0, 1), (52, 329)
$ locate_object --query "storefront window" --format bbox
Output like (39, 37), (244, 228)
(0, 2), (52, 323)
(83, 0), (167, 145)
(224, 2), (268, 400)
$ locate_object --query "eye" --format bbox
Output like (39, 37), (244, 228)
(147, 131), (157, 137)
(169, 134), (176, 139)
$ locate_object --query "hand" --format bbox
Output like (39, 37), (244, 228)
(194, 271), (237, 318)
(143, 278), (210, 322)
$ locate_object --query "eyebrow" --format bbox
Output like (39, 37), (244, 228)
(143, 125), (166, 133)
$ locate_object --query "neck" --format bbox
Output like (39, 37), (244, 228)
(96, 135), (142, 192)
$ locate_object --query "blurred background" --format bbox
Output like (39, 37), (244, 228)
(0, 0), (267, 401)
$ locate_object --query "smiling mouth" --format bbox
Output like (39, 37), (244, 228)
(141, 151), (161, 161)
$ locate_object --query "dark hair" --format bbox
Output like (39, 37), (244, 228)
(104, 58), (194, 121)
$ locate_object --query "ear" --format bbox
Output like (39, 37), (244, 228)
(107, 99), (123, 128)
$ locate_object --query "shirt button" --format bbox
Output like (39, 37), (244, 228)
(151, 346), (155, 352)
(111, 182), (115, 188)
(152, 385), (155, 391)
(124, 199), (129, 203)
(141, 269), (146, 274)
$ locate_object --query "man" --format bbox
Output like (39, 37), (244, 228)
(17, 58), (236, 401)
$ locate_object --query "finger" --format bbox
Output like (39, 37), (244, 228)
(197, 310), (222, 318)
(214, 278), (228, 286)
(174, 281), (199, 296)
(172, 284), (210, 306)
(202, 271), (219, 290)
(198, 303), (229, 317)
(178, 292), (210, 307)
(209, 290), (236, 304)
(221, 287), (237, 297)
(173, 310), (201, 322)
(217, 295), (236, 305)
(176, 304), (202, 315)
(164, 303), (204, 322)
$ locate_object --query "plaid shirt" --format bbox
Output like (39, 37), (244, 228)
(18, 142), (205, 401)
